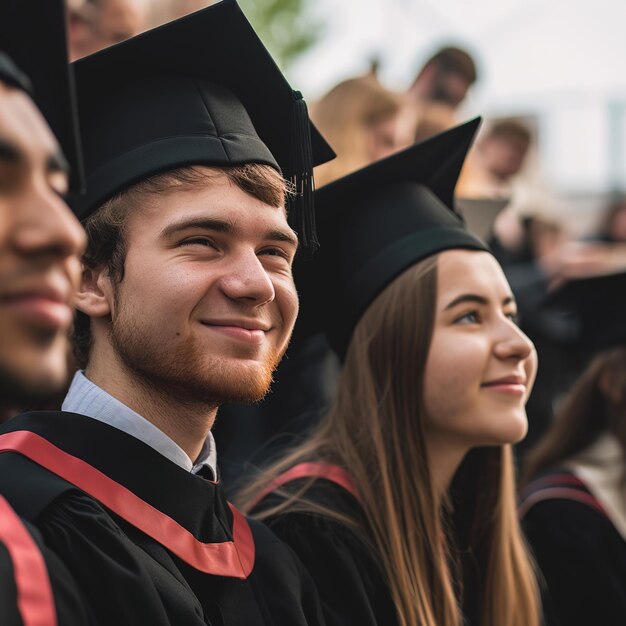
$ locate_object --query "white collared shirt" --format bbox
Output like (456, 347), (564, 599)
(62, 370), (218, 479)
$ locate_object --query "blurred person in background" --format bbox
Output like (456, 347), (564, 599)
(312, 72), (417, 187)
(407, 45), (477, 112)
(459, 120), (535, 271)
(458, 119), (532, 201)
(66, 0), (148, 60)
(521, 271), (626, 626)
(413, 101), (458, 142)
(597, 196), (626, 243)
(148, 0), (215, 25)
(550, 196), (626, 281)
(407, 46), (477, 141)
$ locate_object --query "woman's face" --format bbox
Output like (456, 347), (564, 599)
(422, 250), (537, 449)
(365, 107), (416, 163)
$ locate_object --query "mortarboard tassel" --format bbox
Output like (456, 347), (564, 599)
(288, 90), (319, 254)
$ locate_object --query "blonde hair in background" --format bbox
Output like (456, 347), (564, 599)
(146, 0), (216, 28)
(311, 73), (414, 187)
(238, 254), (541, 626)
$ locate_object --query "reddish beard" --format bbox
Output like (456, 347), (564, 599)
(109, 307), (287, 407)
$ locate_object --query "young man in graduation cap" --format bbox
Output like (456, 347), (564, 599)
(0, 1), (334, 624)
(0, 1), (95, 624)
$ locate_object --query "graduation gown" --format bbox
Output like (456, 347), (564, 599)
(0, 411), (326, 626)
(520, 470), (626, 626)
(0, 494), (93, 626)
(251, 463), (398, 626)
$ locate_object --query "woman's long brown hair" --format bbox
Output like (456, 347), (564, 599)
(524, 346), (626, 484)
(237, 254), (541, 626)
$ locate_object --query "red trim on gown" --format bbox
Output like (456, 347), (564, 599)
(519, 471), (608, 519)
(0, 494), (57, 626)
(0, 431), (254, 579)
(249, 461), (360, 510)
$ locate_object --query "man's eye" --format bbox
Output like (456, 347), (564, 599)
(259, 247), (290, 261)
(180, 238), (215, 248)
(49, 172), (69, 198)
(506, 311), (520, 325)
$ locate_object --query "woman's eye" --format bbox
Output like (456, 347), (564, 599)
(456, 310), (480, 324)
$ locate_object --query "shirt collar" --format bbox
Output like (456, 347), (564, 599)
(62, 370), (218, 479)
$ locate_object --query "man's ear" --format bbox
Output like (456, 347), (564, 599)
(74, 265), (115, 318)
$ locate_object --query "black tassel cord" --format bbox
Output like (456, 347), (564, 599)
(288, 90), (319, 254)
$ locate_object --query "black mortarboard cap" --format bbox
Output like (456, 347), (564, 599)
(0, 0), (85, 192)
(70, 0), (334, 250)
(542, 271), (626, 354)
(294, 118), (490, 359)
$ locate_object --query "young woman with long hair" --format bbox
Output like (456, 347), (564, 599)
(237, 121), (542, 626)
(311, 72), (417, 187)
(521, 271), (626, 626)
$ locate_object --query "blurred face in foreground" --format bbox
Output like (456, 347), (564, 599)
(0, 83), (85, 416)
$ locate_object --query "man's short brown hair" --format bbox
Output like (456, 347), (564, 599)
(73, 163), (288, 367)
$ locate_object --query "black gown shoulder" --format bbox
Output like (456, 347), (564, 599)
(0, 491), (94, 626)
(256, 478), (397, 626)
(521, 470), (626, 626)
(0, 411), (326, 626)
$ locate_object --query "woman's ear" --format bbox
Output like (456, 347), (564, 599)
(74, 265), (115, 318)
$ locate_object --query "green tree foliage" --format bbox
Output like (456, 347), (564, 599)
(239, 0), (323, 72)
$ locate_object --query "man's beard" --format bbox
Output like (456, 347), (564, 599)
(109, 309), (285, 409)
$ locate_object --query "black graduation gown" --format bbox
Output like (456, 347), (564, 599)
(251, 463), (398, 626)
(215, 334), (340, 489)
(0, 495), (93, 626)
(520, 470), (626, 626)
(0, 411), (326, 626)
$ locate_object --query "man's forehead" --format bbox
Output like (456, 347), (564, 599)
(127, 179), (293, 240)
